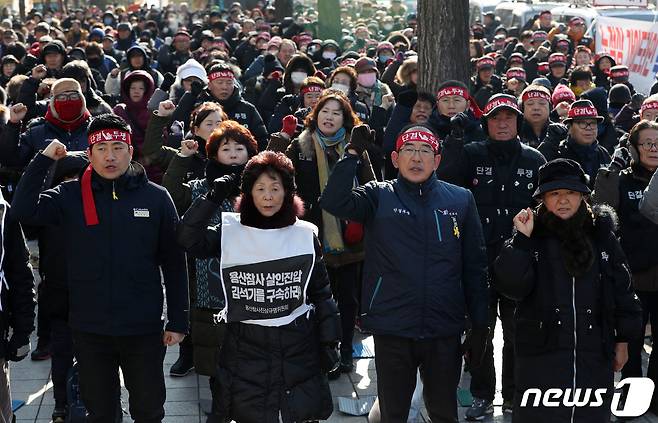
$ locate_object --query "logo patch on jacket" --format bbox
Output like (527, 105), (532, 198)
(133, 208), (150, 218)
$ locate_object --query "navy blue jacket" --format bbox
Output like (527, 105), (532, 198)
(319, 154), (489, 338)
(11, 154), (189, 336)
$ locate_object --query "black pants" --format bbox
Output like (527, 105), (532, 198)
(327, 262), (360, 356)
(35, 281), (51, 346)
(623, 290), (658, 409)
(50, 319), (74, 407)
(470, 293), (516, 402)
(374, 334), (462, 423)
(73, 331), (166, 423)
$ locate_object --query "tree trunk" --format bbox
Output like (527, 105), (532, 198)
(18, 0), (25, 20)
(417, 0), (470, 94)
(317, 0), (341, 41)
(274, 0), (293, 23)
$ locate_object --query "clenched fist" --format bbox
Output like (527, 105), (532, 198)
(9, 103), (27, 124)
(157, 100), (175, 117)
(42, 139), (67, 161)
(31, 64), (47, 80)
(180, 139), (199, 157)
(513, 207), (534, 237)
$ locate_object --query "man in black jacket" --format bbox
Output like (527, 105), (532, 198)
(0, 189), (36, 423)
(438, 94), (546, 420)
(196, 63), (268, 150)
(12, 114), (189, 423)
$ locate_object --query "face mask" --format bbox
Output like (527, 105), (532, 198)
(322, 51), (336, 60)
(383, 24), (393, 31)
(379, 55), (392, 63)
(331, 82), (350, 94)
(54, 98), (84, 121)
(357, 73), (377, 87)
(104, 18), (113, 25)
(290, 71), (307, 85)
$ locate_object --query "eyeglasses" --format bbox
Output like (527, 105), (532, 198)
(638, 141), (658, 151)
(574, 120), (597, 130)
(399, 145), (435, 157)
(54, 92), (81, 101)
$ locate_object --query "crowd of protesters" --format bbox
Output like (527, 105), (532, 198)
(0, 1), (658, 422)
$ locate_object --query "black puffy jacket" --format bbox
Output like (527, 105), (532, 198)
(177, 197), (340, 423)
(493, 205), (642, 423)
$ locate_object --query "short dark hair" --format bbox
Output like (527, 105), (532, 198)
(416, 91), (435, 105)
(88, 113), (131, 135)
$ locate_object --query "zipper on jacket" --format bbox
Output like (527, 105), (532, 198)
(365, 276), (383, 314)
(433, 210), (443, 242)
(570, 276), (577, 423)
(112, 181), (118, 200)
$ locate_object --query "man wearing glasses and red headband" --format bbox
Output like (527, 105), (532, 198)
(319, 123), (489, 422)
(11, 113), (189, 423)
(438, 93), (546, 419)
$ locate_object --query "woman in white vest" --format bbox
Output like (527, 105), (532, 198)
(177, 150), (341, 423)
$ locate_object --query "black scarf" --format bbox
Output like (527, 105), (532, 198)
(204, 160), (245, 198)
(536, 201), (595, 277)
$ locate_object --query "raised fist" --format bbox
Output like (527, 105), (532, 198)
(157, 100), (176, 117)
(9, 103), (28, 124)
(31, 64), (47, 80)
(180, 139), (199, 157)
(513, 207), (534, 238)
(42, 139), (67, 161)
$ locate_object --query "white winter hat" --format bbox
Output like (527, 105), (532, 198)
(177, 59), (208, 84)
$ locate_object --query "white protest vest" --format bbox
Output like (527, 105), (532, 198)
(219, 212), (317, 327)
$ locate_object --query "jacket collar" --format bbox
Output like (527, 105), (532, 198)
(397, 173), (439, 197)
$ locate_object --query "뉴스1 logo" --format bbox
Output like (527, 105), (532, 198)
(521, 377), (655, 417)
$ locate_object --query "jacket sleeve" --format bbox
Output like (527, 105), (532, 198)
(268, 96), (292, 134)
(605, 230), (643, 342)
(158, 190), (190, 334)
(307, 237), (340, 345)
(16, 77), (40, 123)
(318, 154), (380, 224)
(177, 196), (221, 259)
(639, 169), (658, 225)
(4, 210), (36, 348)
(614, 105), (639, 133)
(592, 168), (621, 209)
(243, 55), (265, 81)
(382, 102), (412, 155)
(461, 192), (489, 329)
(0, 122), (22, 167)
(142, 112), (177, 168)
(493, 231), (536, 301)
(147, 88), (169, 112)
(248, 106), (269, 151)
(435, 135), (470, 186)
(161, 153), (194, 215)
(170, 91), (201, 130)
(10, 153), (64, 227)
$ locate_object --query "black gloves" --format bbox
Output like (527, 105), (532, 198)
(609, 146), (632, 172)
(208, 174), (240, 204)
(631, 93), (646, 112)
(161, 72), (176, 92)
(191, 80), (205, 97)
(346, 124), (375, 156)
(546, 123), (568, 146)
(450, 112), (469, 139)
(7, 338), (30, 362)
(462, 327), (490, 371)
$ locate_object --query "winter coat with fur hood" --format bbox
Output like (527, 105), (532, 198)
(493, 203), (642, 423)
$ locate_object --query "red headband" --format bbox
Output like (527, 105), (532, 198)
(549, 54), (567, 65)
(301, 85), (323, 95)
(395, 130), (439, 153)
(477, 57), (495, 69)
(538, 62), (549, 73)
(208, 70), (235, 82)
(436, 86), (467, 100)
(611, 69), (629, 78)
(506, 69), (526, 80)
(484, 97), (519, 114)
(568, 105), (598, 119)
(88, 129), (132, 146)
(641, 101), (658, 113)
(522, 90), (550, 103)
